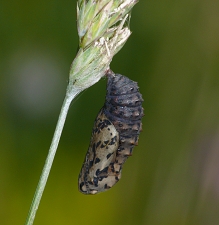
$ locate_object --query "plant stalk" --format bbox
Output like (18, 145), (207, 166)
(25, 86), (80, 225)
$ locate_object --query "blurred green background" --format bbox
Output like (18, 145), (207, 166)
(1, 1), (219, 224)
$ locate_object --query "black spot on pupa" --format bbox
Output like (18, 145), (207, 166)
(88, 181), (93, 185)
(93, 177), (98, 187)
(79, 182), (85, 190)
(104, 184), (110, 189)
(89, 160), (93, 168)
(92, 143), (96, 152)
(106, 153), (113, 159)
(104, 140), (109, 145)
(96, 167), (108, 177)
(95, 158), (101, 164)
(96, 141), (101, 148)
(95, 169), (100, 176)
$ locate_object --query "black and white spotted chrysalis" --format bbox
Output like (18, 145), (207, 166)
(78, 71), (144, 194)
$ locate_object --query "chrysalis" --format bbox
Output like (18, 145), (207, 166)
(78, 71), (144, 194)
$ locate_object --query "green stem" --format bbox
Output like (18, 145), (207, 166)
(25, 86), (80, 225)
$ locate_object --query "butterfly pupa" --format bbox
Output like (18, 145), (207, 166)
(78, 71), (144, 194)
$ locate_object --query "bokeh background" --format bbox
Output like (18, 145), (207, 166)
(1, 1), (219, 224)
